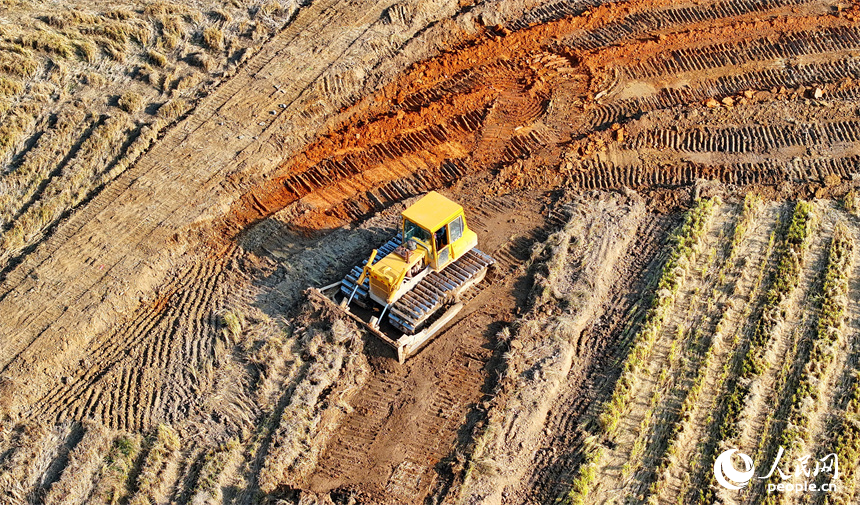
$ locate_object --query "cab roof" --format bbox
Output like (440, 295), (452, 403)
(401, 191), (463, 232)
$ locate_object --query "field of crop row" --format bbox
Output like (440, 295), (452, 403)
(531, 197), (860, 505)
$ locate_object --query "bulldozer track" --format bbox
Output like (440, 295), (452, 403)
(309, 193), (555, 500)
(568, 155), (859, 191)
(286, 158), (475, 228)
(227, 0), (860, 237)
(507, 0), (604, 31)
(389, 249), (494, 334)
(629, 121), (860, 153)
(31, 253), (234, 431)
(588, 55), (860, 130)
(313, 328), (492, 500)
(568, 0), (815, 50)
(626, 24), (860, 80)
(0, 0), (452, 437)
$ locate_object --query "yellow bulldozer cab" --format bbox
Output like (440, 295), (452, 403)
(367, 191), (478, 304)
(401, 191), (463, 234)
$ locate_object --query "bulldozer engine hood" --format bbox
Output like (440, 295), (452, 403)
(368, 248), (427, 302)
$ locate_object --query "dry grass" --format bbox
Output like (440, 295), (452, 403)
(0, 103), (37, 162)
(146, 48), (167, 67)
(220, 310), (243, 339)
(44, 422), (112, 505)
(210, 8), (233, 23)
(19, 30), (75, 58)
(187, 51), (215, 71)
(0, 52), (38, 77)
(144, 2), (191, 17)
(188, 438), (239, 504)
(692, 201), (814, 505)
(171, 72), (201, 94)
(0, 422), (73, 504)
(126, 424), (180, 505)
(156, 98), (187, 120)
(0, 77), (23, 97)
(0, 112), (132, 259)
(75, 40), (98, 63)
(764, 222), (854, 502)
(0, 0), (302, 280)
(258, 303), (368, 493)
(647, 198), (761, 501)
(202, 26), (224, 52)
(0, 424), (48, 503)
(844, 190), (860, 217)
(91, 435), (141, 505)
(117, 91), (143, 113)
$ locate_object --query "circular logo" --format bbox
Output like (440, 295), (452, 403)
(714, 449), (755, 490)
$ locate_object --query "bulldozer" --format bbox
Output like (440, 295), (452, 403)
(310, 191), (495, 362)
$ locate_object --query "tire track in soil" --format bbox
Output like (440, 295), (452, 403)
(232, 0), (852, 239)
(0, 0), (410, 418)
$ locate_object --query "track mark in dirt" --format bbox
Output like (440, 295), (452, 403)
(30, 252), (240, 432)
(227, 0), (857, 243)
(0, 0), (430, 421)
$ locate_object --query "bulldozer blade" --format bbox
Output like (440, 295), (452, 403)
(306, 287), (464, 363)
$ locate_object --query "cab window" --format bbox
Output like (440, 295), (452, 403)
(435, 227), (449, 251)
(449, 216), (464, 243)
(404, 219), (430, 243)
